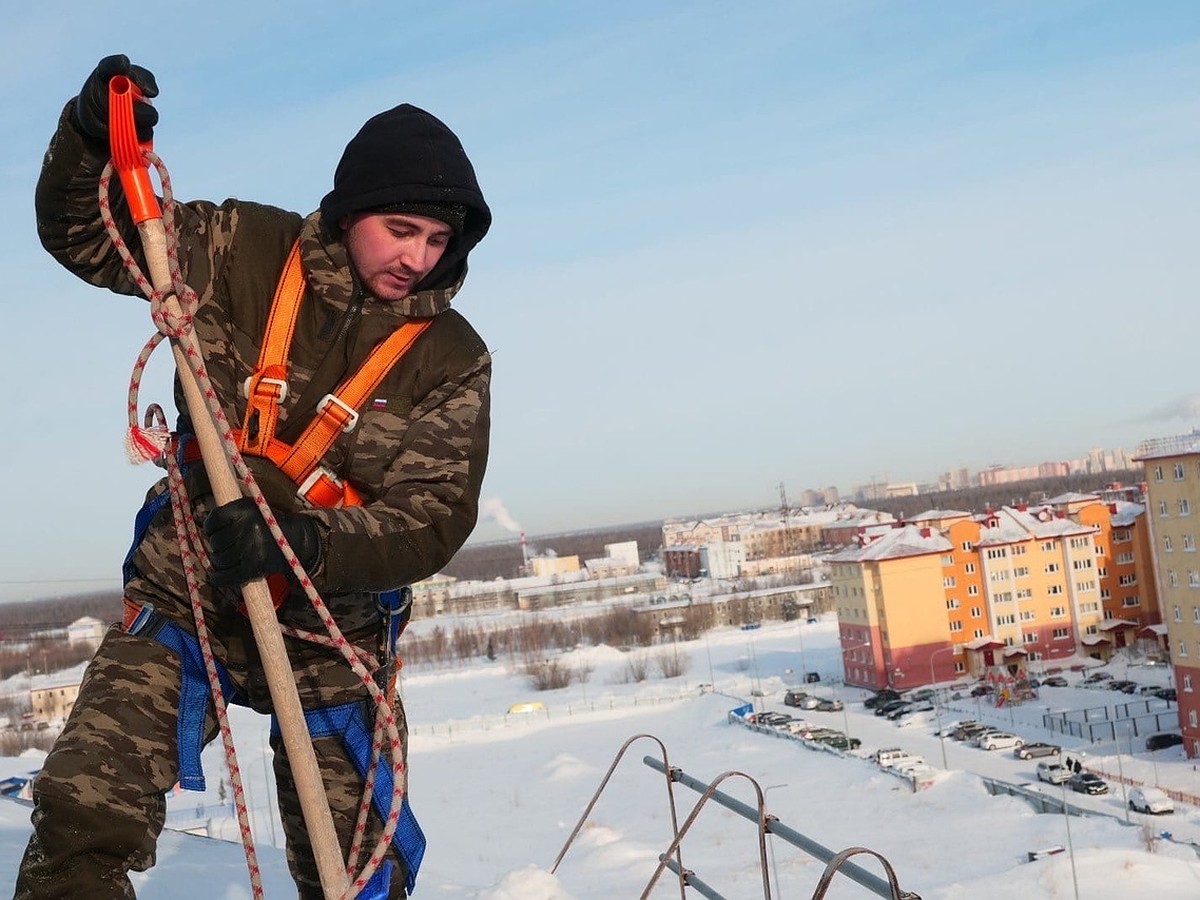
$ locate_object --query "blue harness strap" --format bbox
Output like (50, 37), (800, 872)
(272, 701), (425, 895)
(126, 606), (241, 791)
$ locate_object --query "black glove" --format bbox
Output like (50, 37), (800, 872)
(203, 497), (323, 588)
(74, 54), (159, 143)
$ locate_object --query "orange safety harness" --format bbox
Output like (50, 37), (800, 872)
(236, 239), (431, 507)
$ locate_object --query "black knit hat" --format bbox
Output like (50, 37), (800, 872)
(372, 200), (467, 235)
(320, 103), (491, 291)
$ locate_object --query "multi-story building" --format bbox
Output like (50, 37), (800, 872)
(833, 498), (1163, 693)
(829, 524), (955, 691)
(1135, 431), (1200, 759)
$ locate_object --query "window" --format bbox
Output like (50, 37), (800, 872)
(973, 629), (985, 639)
(1182, 499), (1192, 516)
(1072, 558), (1093, 570)
(1170, 570), (1179, 588)
(1012, 545), (1027, 556)
(1085, 624), (1098, 635)
(1022, 632), (1038, 644)
(1080, 601), (1098, 613)
(1013, 566), (1029, 578)
(1180, 640), (1189, 658)
(1078, 581), (1097, 592)
(968, 585), (980, 596)
(1194, 606), (1200, 623)
(1122, 597), (1141, 608)
(1191, 710), (1198, 728)
(1115, 551), (1135, 564)
(1176, 463), (1187, 480)
(986, 547), (1008, 560)
(1118, 574), (1137, 586)
(949, 621), (963, 632)
(1098, 567), (1107, 577)
(1048, 584), (1063, 595)
(970, 606), (982, 618)
(1042, 541), (1055, 552)
(1050, 606), (1066, 618)
(941, 554), (953, 565)
(961, 541), (972, 552)
(1020, 610), (1035, 621)
(1003, 636), (1015, 646)
(1069, 537), (1090, 549)
(1160, 500), (1170, 517)
(1052, 627), (1070, 639)
(1045, 562), (1061, 574)
(964, 562), (977, 574)
(1101, 588), (1112, 599)
(1154, 465), (1164, 482)
(989, 570), (1010, 582)
(994, 592), (1013, 603)
(946, 598), (960, 610)
(1186, 535), (1197, 552)
(1104, 609), (1115, 619)
(1016, 588), (1033, 599)
(1185, 674), (1194, 692)
(1175, 606), (1183, 622)
(944, 576), (956, 588)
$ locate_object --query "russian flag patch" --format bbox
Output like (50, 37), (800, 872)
(372, 398), (388, 410)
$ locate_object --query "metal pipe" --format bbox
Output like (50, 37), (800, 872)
(643, 757), (899, 898)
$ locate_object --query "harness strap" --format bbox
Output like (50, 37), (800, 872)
(122, 600), (242, 791)
(240, 240), (305, 456)
(237, 238), (433, 508)
(271, 701), (425, 895)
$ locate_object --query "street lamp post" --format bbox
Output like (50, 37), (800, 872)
(929, 646), (957, 770)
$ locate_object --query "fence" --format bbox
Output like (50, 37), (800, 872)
(406, 688), (697, 738)
(1042, 697), (1176, 743)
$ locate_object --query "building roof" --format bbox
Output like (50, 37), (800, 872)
(974, 505), (1095, 546)
(1135, 430), (1200, 461)
(826, 524), (951, 562)
(964, 636), (1004, 650)
(1044, 492), (1101, 504)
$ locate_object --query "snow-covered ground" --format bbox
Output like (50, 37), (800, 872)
(2, 616), (1198, 898)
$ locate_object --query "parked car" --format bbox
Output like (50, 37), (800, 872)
(875, 699), (910, 717)
(1069, 772), (1109, 795)
(908, 688), (936, 703)
(1041, 675), (1069, 687)
(1036, 761), (1071, 785)
(783, 690), (809, 707)
(953, 721), (988, 741)
(873, 747), (924, 768)
(754, 712), (792, 727)
(1137, 685), (1162, 695)
(864, 689), (901, 709)
(1108, 680), (1138, 694)
(1146, 732), (1184, 752)
(1128, 786), (1175, 815)
(815, 698), (844, 712)
(810, 731), (861, 751)
(969, 684), (994, 697)
(888, 700), (934, 721)
(979, 732), (1024, 751)
(1015, 742), (1061, 760)
(1154, 688), (1177, 702)
(1082, 671), (1112, 682)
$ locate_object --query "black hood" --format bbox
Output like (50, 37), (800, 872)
(320, 103), (491, 292)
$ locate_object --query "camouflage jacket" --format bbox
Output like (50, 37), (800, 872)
(36, 103), (490, 647)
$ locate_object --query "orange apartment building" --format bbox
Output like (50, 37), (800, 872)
(1135, 433), (1200, 759)
(834, 498), (1162, 693)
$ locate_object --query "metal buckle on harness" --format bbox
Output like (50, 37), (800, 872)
(241, 375), (289, 403)
(297, 465), (348, 508)
(316, 393), (360, 433)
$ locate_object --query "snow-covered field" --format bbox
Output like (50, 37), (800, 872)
(2, 617), (1198, 898)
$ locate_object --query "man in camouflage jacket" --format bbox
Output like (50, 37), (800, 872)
(16, 55), (492, 899)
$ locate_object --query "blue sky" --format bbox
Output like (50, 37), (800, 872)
(2, 1), (1199, 600)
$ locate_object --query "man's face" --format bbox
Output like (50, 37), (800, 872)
(339, 211), (453, 301)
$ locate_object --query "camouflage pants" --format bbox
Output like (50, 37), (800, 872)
(14, 625), (409, 899)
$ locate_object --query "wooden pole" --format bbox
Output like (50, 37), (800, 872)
(135, 220), (350, 899)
